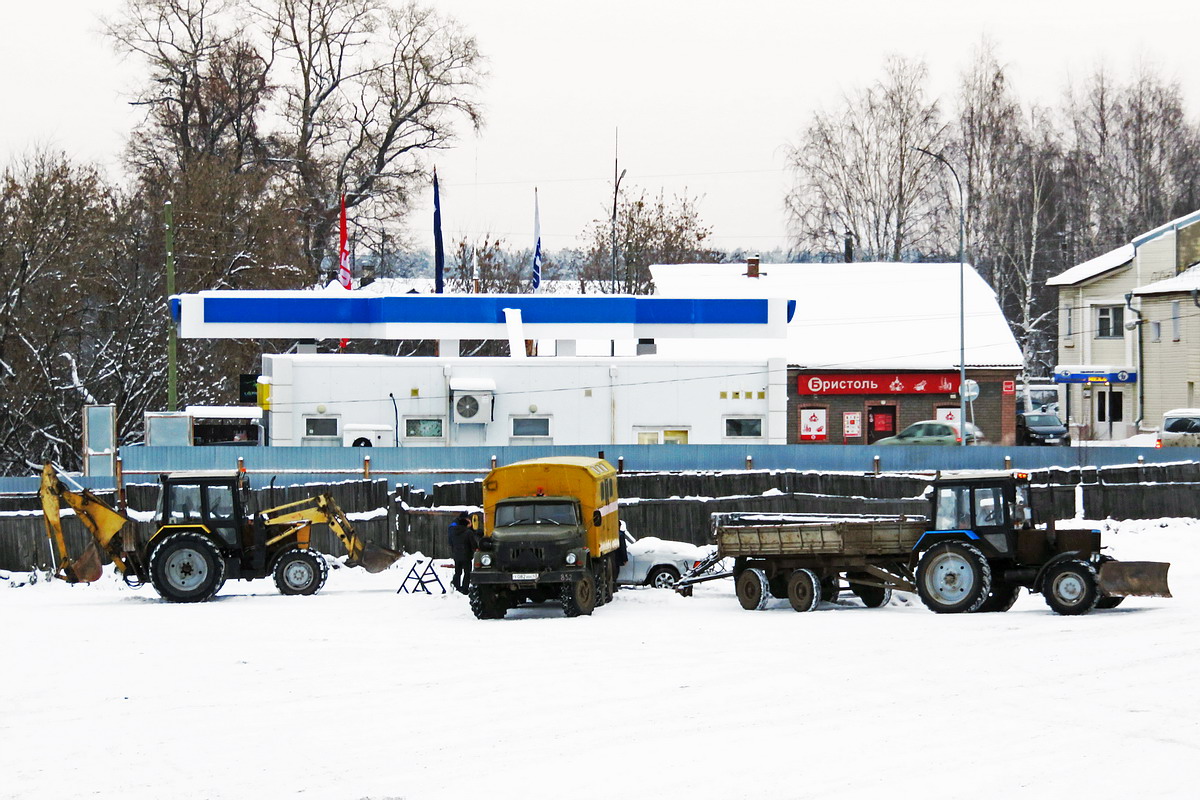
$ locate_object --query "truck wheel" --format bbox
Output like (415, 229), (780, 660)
(736, 568), (770, 611)
(916, 541), (992, 614)
(272, 548), (328, 596)
(469, 585), (508, 619)
(977, 581), (1021, 612)
(1043, 560), (1100, 615)
(820, 575), (840, 603)
(149, 531), (226, 603)
(850, 583), (893, 609)
(562, 574), (597, 617)
(647, 565), (680, 589)
(786, 569), (820, 612)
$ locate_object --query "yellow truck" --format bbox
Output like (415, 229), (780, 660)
(470, 456), (620, 619)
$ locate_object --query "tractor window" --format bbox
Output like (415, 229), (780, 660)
(207, 485), (235, 522)
(935, 486), (971, 530)
(974, 487), (1004, 527)
(168, 485), (203, 522)
(1011, 484), (1032, 528)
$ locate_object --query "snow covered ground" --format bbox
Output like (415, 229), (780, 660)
(2, 519), (1196, 800)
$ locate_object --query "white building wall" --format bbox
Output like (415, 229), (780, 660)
(261, 354), (779, 447)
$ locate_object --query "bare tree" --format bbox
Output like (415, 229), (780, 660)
(786, 56), (950, 261)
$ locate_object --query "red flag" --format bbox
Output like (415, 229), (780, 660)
(338, 194), (351, 289)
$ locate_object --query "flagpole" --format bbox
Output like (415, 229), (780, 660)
(433, 168), (445, 295)
(532, 187), (542, 292)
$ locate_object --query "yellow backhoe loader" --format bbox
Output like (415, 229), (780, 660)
(39, 463), (402, 602)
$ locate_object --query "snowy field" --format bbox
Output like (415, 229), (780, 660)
(2, 519), (1196, 800)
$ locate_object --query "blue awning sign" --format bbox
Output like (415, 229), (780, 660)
(1053, 366), (1137, 384)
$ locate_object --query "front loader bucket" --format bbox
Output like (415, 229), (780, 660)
(57, 541), (104, 584)
(353, 542), (404, 574)
(1099, 561), (1172, 598)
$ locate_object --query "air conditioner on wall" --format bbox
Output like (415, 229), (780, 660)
(450, 377), (496, 424)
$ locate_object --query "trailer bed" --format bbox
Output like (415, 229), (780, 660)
(713, 513), (926, 559)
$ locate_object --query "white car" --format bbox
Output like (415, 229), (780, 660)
(617, 528), (710, 589)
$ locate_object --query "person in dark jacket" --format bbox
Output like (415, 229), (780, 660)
(447, 512), (476, 593)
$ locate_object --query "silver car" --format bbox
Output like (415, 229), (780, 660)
(617, 527), (710, 589)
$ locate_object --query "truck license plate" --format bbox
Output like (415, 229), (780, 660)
(512, 573), (538, 581)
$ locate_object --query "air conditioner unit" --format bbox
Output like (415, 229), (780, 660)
(450, 377), (496, 424)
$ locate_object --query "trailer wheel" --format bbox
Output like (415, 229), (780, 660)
(820, 575), (841, 603)
(916, 541), (992, 614)
(469, 585), (508, 619)
(1043, 560), (1100, 615)
(272, 548), (328, 596)
(647, 565), (680, 589)
(786, 569), (820, 612)
(562, 574), (597, 617)
(977, 581), (1021, 612)
(850, 582), (893, 609)
(735, 568), (770, 611)
(149, 531), (226, 603)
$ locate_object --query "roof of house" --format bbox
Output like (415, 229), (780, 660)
(1132, 209), (1200, 248)
(1046, 244), (1135, 287)
(649, 262), (1023, 370)
(1133, 264), (1200, 296)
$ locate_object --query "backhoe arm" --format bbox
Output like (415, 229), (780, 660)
(39, 463), (136, 583)
(259, 494), (401, 573)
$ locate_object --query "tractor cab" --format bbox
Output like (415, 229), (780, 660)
(157, 471), (252, 548)
(928, 471), (1035, 560)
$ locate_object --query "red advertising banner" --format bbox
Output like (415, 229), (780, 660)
(800, 408), (827, 441)
(1002, 380), (1015, 395)
(799, 373), (960, 396)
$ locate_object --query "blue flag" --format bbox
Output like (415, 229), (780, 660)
(433, 168), (444, 294)
(531, 188), (542, 291)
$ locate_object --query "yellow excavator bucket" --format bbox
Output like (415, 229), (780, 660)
(39, 463), (132, 584)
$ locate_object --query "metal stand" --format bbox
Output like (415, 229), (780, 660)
(397, 559), (446, 594)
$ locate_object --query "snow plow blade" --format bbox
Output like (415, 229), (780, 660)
(352, 542), (404, 574)
(59, 541), (105, 584)
(1098, 561), (1172, 598)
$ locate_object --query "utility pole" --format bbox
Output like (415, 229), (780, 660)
(611, 129), (626, 294)
(165, 201), (177, 412)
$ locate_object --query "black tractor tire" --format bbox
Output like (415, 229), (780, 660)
(1096, 595), (1126, 609)
(562, 574), (597, 617)
(272, 548), (329, 596)
(149, 531), (226, 603)
(647, 565), (680, 590)
(786, 568), (820, 613)
(820, 575), (841, 603)
(1043, 559), (1100, 616)
(916, 541), (992, 614)
(736, 567), (770, 611)
(469, 585), (508, 620)
(977, 581), (1022, 613)
(850, 582), (893, 609)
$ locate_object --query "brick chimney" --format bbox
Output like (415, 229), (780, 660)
(746, 254), (761, 278)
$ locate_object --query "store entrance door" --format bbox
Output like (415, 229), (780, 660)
(867, 405), (897, 444)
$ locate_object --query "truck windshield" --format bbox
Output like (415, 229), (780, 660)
(495, 502), (578, 527)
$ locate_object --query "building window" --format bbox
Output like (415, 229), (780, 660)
(1063, 305), (1074, 337)
(1172, 301), (1181, 341)
(304, 417), (338, 437)
(725, 418), (763, 437)
(512, 417), (550, 437)
(404, 418), (444, 438)
(1096, 306), (1124, 338)
(636, 428), (689, 445)
(1151, 321), (1162, 342)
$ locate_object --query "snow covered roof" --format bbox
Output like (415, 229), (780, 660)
(1132, 208), (1200, 247)
(1133, 264), (1200, 296)
(1046, 244), (1135, 287)
(649, 262), (1023, 370)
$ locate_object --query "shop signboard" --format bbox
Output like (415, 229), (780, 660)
(843, 411), (862, 440)
(800, 408), (827, 441)
(799, 372), (960, 395)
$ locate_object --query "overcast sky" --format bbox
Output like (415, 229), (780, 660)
(3, 0), (1198, 258)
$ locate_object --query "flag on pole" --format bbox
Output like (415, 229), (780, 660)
(433, 168), (445, 294)
(337, 193), (351, 290)
(531, 188), (542, 291)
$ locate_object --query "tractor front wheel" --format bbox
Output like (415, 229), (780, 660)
(272, 548), (329, 596)
(1043, 560), (1100, 616)
(149, 532), (226, 603)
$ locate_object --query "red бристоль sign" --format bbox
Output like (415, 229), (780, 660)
(799, 373), (960, 395)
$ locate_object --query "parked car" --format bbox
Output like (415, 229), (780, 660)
(618, 526), (710, 589)
(874, 420), (986, 446)
(1016, 412), (1070, 446)
(1158, 408), (1200, 447)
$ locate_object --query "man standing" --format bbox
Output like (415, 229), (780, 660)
(448, 511), (476, 593)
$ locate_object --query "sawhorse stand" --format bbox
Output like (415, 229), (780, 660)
(397, 559), (447, 594)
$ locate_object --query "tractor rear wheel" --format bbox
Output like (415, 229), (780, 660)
(735, 568), (770, 611)
(916, 541), (992, 614)
(149, 531), (226, 603)
(786, 569), (820, 613)
(977, 581), (1022, 612)
(1043, 560), (1100, 615)
(272, 548), (328, 596)
(562, 574), (597, 617)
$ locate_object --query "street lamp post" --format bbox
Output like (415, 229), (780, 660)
(914, 146), (967, 446)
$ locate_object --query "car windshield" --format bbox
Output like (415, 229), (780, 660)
(1024, 415), (1061, 427)
(495, 501), (578, 527)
